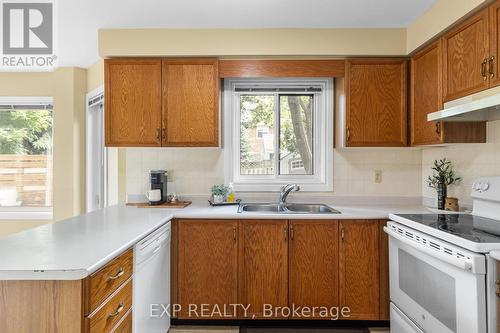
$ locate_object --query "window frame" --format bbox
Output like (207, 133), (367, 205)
(0, 96), (54, 220)
(223, 78), (333, 192)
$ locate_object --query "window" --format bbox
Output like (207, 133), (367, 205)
(0, 97), (53, 219)
(224, 79), (333, 191)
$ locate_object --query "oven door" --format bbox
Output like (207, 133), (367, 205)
(386, 223), (486, 333)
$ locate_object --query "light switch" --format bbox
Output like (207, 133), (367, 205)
(374, 170), (382, 183)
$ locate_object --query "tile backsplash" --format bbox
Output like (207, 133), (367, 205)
(125, 147), (422, 198)
(422, 120), (500, 208)
(124, 121), (500, 205)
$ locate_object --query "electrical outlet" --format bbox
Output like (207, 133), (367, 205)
(374, 170), (382, 183)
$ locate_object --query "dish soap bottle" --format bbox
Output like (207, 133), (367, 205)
(227, 183), (236, 203)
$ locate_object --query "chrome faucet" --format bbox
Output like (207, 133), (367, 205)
(278, 184), (300, 205)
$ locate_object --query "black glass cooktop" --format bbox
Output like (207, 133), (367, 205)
(395, 214), (500, 243)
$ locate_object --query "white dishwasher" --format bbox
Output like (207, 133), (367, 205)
(133, 222), (171, 333)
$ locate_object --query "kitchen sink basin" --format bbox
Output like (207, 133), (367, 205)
(284, 203), (341, 214)
(237, 203), (341, 214)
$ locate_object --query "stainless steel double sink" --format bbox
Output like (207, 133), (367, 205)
(237, 203), (341, 214)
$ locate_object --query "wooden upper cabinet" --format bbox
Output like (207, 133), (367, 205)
(411, 41), (487, 145)
(339, 220), (380, 320)
(442, 8), (490, 102)
(177, 220), (238, 319)
(105, 59), (162, 147)
(411, 41), (444, 145)
(238, 220), (288, 319)
(345, 59), (407, 147)
(162, 58), (219, 147)
(490, 0), (500, 87)
(289, 221), (339, 318)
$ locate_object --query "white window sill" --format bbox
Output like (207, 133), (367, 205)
(0, 211), (53, 220)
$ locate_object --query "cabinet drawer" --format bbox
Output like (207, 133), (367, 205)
(87, 249), (133, 314)
(87, 279), (132, 333)
(111, 308), (132, 333)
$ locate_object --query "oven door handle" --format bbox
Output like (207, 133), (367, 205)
(384, 226), (473, 272)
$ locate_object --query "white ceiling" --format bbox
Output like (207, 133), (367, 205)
(58, 0), (438, 68)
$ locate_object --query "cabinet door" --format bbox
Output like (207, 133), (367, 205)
(490, 0), (500, 87)
(379, 220), (390, 321)
(442, 8), (490, 101)
(345, 59), (407, 147)
(105, 59), (162, 147)
(162, 58), (219, 147)
(289, 221), (339, 319)
(411, 41), (444, 146)
(178, 220), (238, 319)
(238, 220), (288, 319)
(339, 220), (379, 320)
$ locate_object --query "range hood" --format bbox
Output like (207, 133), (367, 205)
(428, 91), (500, 122)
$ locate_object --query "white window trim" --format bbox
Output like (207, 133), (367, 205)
(0, 96), (54, 220)
(223, 78), (333, 192)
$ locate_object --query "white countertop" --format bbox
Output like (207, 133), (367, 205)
(0, 205), (173, 280)
(0, 199), (432, 280)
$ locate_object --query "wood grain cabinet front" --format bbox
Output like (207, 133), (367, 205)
(105, 59), (163, 147)
(339, 220), (380, 320)
(288, 220), (339, 319)
(442, 8), (490, 102)
(85, 248), (133, 315)
(176, 220), (238, 319)
(162, 58), (219, 147)
(173, 219), (389, 321)
(105, 58), (219, 147)
(410, 41), (486, 146)
(238, 220), (289, 319)
(345, 58), (408, 147)
(86, 279), (133, 333)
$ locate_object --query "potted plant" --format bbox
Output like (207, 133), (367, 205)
(426, 158), (461, 210)
(211, 184), (229, 204)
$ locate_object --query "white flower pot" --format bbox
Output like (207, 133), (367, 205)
(213, 194), (225, 204)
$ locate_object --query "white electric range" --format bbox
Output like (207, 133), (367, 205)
(386, 176), (500, 333)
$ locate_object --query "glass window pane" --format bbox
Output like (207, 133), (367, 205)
(279, 95), (313, 175)
(0, 108), (53, 208)
(240, 95), (275, 175)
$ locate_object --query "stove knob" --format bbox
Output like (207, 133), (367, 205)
(481, 182), (490, 192)
(472, 182), (480, 191)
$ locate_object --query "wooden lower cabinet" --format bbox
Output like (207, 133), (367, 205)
(0, 248), (134, 333)
(339, 220), (380, 320)
(174, 219), (388, 321)
(238, 219), (289, 318)
(289, 220), (339, 319)
(177, 220), (238, 319)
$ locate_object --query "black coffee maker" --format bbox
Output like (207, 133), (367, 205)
(149, 170), (168, 204)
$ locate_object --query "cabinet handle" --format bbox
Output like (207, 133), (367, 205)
(107, 267), (124, 281)
(435, 122), (441, 135)
(233, 226), (237, 241)
(290, 225), (294, 240)
(482, 58), (488, 81)
(108, 302), (125, 319)
(156, 128), (161, 142)
(346, 127), (351, 142)
(490, 56), (495, 79)
(341, 227), (345, 241)
(162, 128), (166, 140)
(284, 226), (288, 241)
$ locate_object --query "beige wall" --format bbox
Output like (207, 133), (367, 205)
(52, 68), (87, 221)
(407, 0), (490, 53)
(0, 68), (87, 237)
(99, 28), (407, 57)
(87, 59), (104, 92)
